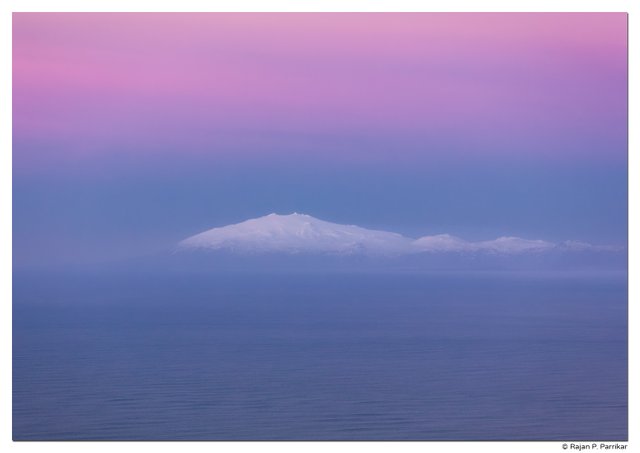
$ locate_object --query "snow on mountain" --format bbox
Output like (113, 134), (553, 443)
(411, 234), (471, 252)
(556, 240), (625, 253)
(413, 234), (554, 254)
(475, 236), (555, 254)
(178, 213), (621, 256)
(178, 213), (414, 255)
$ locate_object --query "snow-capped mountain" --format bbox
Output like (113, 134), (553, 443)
(178, 213), (620, 257)
(413, 234), (554, 254)
(178, 213), (413, 255)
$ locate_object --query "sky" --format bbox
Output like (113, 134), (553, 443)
(12, 13), (627, 267)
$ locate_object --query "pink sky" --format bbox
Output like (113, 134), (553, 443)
(13, 13), (627, 165)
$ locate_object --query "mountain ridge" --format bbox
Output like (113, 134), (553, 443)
(177, 213), (623, 256)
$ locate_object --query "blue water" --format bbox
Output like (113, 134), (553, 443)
(13, 271), (627, 440)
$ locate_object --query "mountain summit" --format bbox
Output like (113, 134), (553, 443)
(178, 213), (413, 255)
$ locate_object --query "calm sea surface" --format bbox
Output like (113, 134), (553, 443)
(13, 271), (628, 440)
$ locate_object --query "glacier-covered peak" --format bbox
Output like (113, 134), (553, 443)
(177, 213), (623, 257)
(178, 213), (413, 255)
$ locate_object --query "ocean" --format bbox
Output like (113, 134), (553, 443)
(12, 270), (628, 440)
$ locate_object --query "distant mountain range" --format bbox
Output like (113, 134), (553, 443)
(177, 213), (622, 257)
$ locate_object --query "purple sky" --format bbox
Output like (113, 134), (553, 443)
(12, 13), (627, 266)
